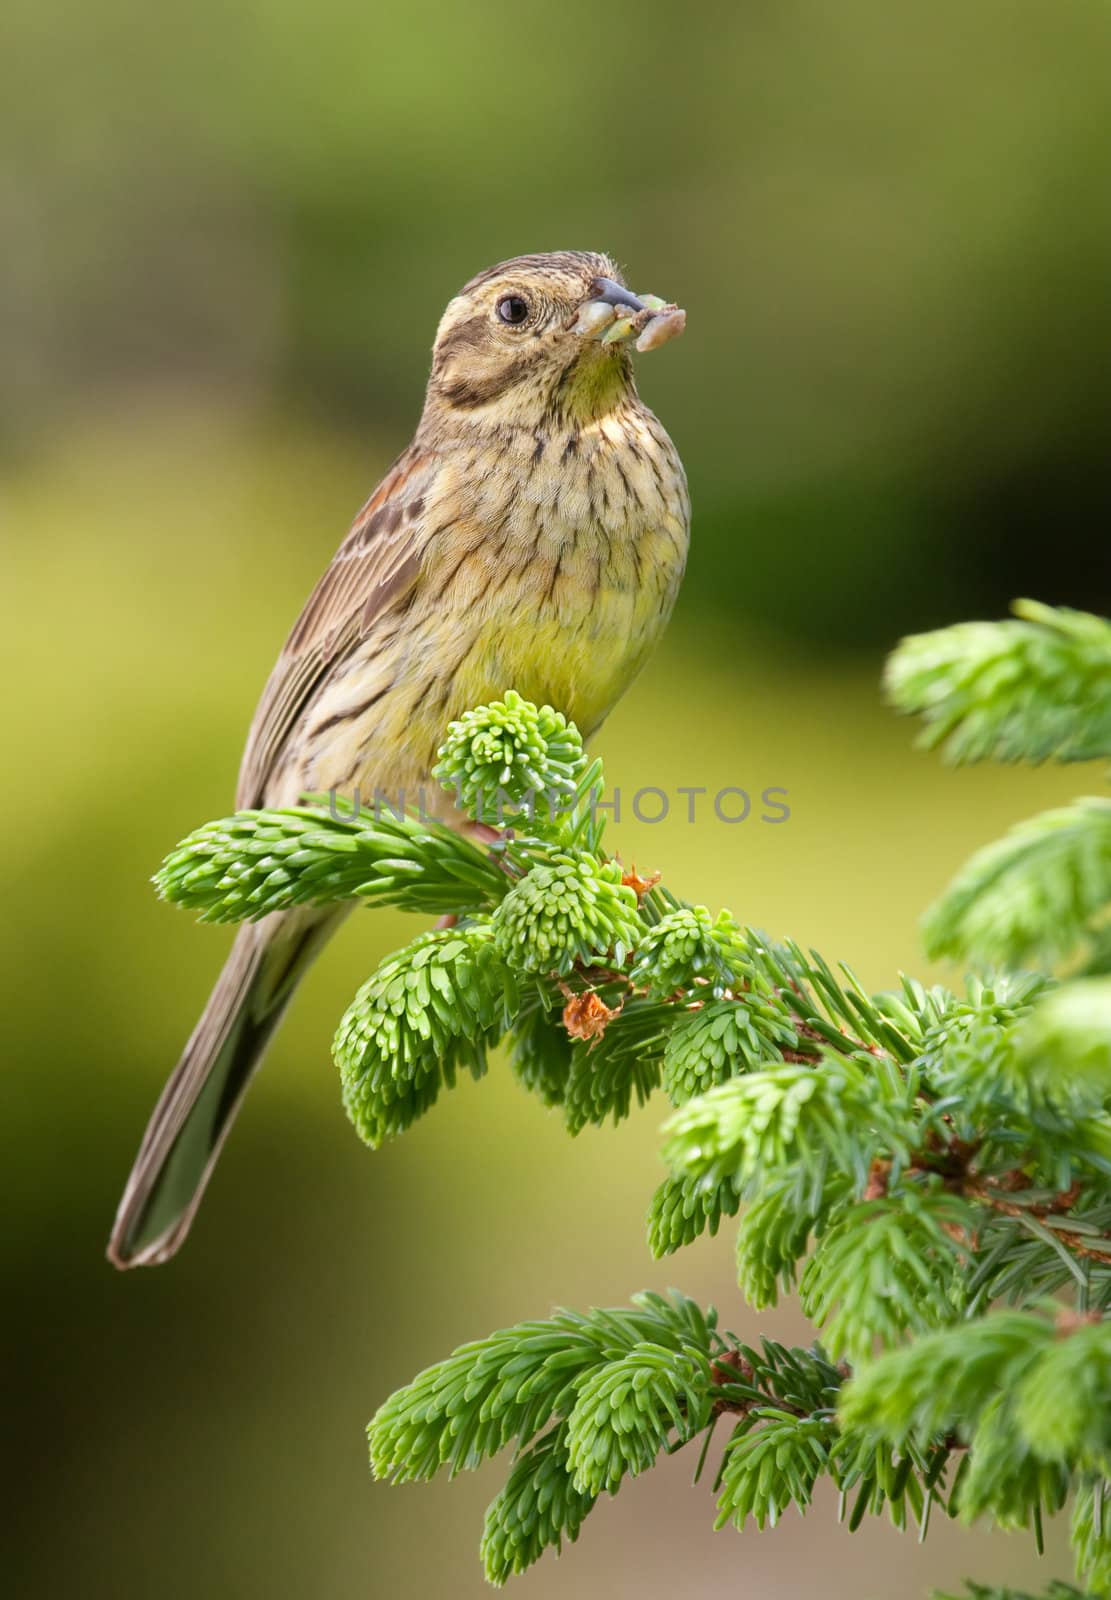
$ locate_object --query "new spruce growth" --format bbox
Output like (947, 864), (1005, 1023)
(157, 601), (1111, 1594)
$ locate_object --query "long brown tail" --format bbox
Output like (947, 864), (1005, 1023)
(107, 910), (336, 1269)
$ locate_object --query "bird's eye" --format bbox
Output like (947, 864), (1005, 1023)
(496, 294), (530, 326)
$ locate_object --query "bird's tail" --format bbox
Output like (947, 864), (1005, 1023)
(107, 911), (334, 1269)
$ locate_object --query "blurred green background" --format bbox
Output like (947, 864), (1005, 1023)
(4, 2), (1109, 1594)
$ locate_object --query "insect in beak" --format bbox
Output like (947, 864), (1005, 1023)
(571, 277), (687, 352)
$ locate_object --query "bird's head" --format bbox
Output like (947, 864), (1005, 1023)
(424, 251), (684, 429)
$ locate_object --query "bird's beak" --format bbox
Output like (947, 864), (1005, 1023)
(571, 276), (686, 353)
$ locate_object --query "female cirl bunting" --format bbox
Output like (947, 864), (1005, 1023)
(109, 251), (690, 1268)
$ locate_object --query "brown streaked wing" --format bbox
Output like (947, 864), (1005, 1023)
(235, 446), (438, 809)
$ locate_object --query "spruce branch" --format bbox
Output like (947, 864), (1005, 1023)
(886, 599), (1111, 766)
(334, 923), (516, 1147)
(155, 802), (506, 920)
(734, 1170), (849, 1308)
(1071, 1475), (1111, 1596)
(1016, 979), (1111, 1098)
(152, 596), (1111, 1591)
(1081, 922), (1111, 979)
(799, 1191), (973, 1362)
(933, 1586), (1089, 1600)
(1013, 1317), (1111, 1470)
(433, 690), (587, 830)
(647, 1171), (742, 1259)
(662, 994), (799, 1104)
(838, 1311), (1076, 1542)
(368, 1305), (665, 1486)
(922, 799), (1111, 969)
(561, 994), (670, 1132)
(628, 905), (739, 998)
(480, 1425), (597, 1587)
(491, 851), (643, 976)
(661, 1053), (920, 1202)
(369, 1291), (720, 1581)
(506, 987), (574, 1106)
(715, 1411), (836, 1530)
(565, 1341), (713, 1494)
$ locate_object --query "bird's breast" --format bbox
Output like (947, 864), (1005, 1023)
(422, 400), (690, 738)
(290, 400), (689, 807)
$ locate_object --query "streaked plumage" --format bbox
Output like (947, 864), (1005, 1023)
(109, 250), (689, 1268)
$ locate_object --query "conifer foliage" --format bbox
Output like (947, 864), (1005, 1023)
(157, 603), (1111, 1593)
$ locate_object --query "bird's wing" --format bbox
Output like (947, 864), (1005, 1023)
(235, 445), (438, 809)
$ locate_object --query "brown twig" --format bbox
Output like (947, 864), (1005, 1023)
(708, 1350), (812, 1419)
(965, 1176), (1111, 1263)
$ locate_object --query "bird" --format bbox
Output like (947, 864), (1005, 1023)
(108, 250), (690, 1268)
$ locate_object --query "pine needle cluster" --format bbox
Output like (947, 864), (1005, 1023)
(156, 600), (1111, 1594)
